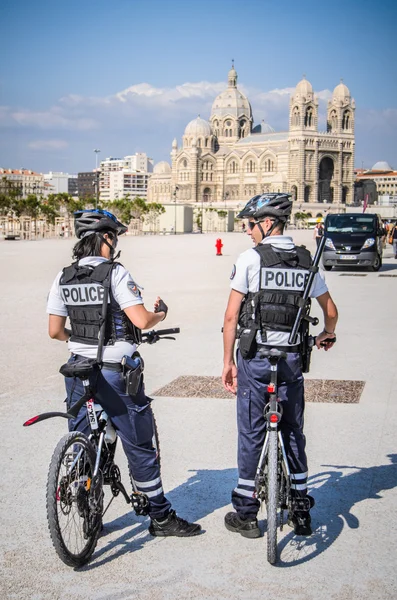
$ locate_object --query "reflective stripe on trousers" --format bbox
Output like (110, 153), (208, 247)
(232, 349), (308, 519)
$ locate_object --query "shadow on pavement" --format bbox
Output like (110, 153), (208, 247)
(80, 467), (237, 570)
(277, 453), (397, 567)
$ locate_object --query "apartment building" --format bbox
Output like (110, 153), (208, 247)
(0, 168), (45, 198)
(99, 153), (153, 202)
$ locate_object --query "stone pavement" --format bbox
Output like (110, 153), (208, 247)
(1, 230), (396, 600)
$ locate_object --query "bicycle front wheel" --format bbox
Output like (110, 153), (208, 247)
(46, 432), (101, 567)
(266, 429), (279, 565)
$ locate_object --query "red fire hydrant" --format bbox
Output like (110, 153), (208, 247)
(215, 238), (223, 256)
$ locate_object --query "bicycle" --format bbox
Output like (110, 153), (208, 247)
(254, 334), (336, 565)
(23, 327), (179, 568)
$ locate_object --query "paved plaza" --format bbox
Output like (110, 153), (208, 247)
(1, 230), (397, 600)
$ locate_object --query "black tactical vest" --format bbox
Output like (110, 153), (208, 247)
(238, 244), (311, 339)
(59, 260), (141, 346)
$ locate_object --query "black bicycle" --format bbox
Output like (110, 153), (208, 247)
(255, 335), (336, 565)
(23, 328), (179, 568)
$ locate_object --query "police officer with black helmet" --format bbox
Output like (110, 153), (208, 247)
(222, 194), (338, 538)
(47, 209), (201, 537)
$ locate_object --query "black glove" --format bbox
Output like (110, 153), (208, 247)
(154, 299), (168, 320)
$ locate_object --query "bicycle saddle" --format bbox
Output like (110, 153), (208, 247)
(59, 358), (98, 379)
(258, 348), (288, 360)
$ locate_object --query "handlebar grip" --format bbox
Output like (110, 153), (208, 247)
(142, 328), (180, 338)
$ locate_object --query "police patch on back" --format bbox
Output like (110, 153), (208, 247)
(261, 268), (309, 291)
(60, 283), (110, 305)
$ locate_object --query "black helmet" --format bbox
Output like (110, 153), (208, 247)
(74, 209), (128, 239)
(237, 193), (292, 222)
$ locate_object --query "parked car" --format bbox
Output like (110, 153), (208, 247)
(322, 213), (385, 271)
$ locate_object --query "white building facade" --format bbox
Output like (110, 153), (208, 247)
(148, 66), (356, 211)
(99, 153), (153, 202)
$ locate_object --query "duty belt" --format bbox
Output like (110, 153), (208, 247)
(102, 362), (123, 372)
(257, 344), (301, 353)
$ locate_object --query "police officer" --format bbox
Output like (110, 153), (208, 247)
(47, 209), (201, 537)
(222, 194), (338, 538)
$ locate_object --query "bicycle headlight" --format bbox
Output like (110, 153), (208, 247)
(325, 237), (335, 250)
(362, 238), (375, 249)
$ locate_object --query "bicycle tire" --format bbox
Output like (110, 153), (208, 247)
(46, 431), (101, 567)
(266, 430), (278, 565)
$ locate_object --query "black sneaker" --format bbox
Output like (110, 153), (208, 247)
(149, 510), (201, 537)
(224, 511), (261, 539)
(288, 495), (315, 536)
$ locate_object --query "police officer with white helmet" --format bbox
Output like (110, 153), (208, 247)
(47, 209), (201, 537)
(222, 194), (338, 538)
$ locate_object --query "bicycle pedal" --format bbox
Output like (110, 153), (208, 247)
(130, 492), (150, 516)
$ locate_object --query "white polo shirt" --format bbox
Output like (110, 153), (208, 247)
(47, 257), (144, 362)
(230, 235), (328, 347)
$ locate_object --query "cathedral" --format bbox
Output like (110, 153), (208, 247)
(147, 65), (355, 210)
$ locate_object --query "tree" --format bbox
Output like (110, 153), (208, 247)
(145, 202), (165, 231)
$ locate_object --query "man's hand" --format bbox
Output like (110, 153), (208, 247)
(222, 362), (238, 394)
(315, 330), (336, 351)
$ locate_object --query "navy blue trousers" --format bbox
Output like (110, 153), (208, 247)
(232, 350), (308, 519)
(65, 355), (171, 519)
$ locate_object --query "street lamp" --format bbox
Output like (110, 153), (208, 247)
(94, 149), (101, 209)
(173, 186), (179, 235)
(224, 191), (229, 211)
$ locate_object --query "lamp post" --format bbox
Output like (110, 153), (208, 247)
(173, 186), (179, 235)
(93, 149), (101, 209)
(201, 192), (204, 234)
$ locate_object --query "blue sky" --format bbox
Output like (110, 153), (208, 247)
(0, 0), (396, 174)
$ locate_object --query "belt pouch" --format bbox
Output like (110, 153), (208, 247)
(122, 353), (143, 396)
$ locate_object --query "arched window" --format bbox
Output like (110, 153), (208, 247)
(327, 110), (337, 132)
(183, 159), (188, 168)
(342, 110), (351, 130)
(197, 138), (201, 147)
(292, 107), (300, 127)
(228, 160), (238, 174)
(305, 107), (313, 127)
(246, 160), (256, 173)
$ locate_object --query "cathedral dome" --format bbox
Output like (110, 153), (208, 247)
(371, 161), (393, 172)
(295, 77), (313, 98)
(333, 81), (351, 101)
(252, 120), (275, 134)
(211, 65), (252, 120)
(153, 161), (171, 174)
(184, 116), (212, 137)
(211, 88), (252, 119)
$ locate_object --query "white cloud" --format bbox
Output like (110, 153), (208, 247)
(0, 105), (98, 130)
(1, 79), (396, 169)
(28, 139), (69, 150)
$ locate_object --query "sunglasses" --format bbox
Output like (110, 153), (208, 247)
(247, 221), (257, 231)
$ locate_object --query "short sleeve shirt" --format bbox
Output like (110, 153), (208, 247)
(47, 257), (144, 362)
(230, 235), (328, 346)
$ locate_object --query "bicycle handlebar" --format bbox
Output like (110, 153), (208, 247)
(141, 328), (180, 344)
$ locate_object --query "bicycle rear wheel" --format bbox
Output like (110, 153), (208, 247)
(46, 432), (101, 567)
(266, 430), (279, 565)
